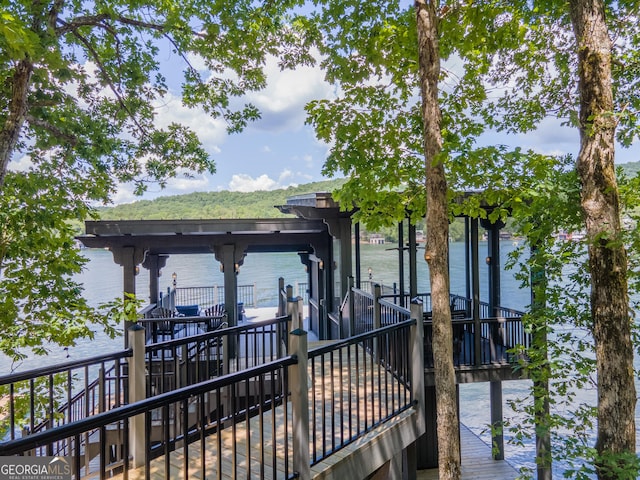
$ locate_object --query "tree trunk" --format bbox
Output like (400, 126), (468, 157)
(415, 1), (461, 479)
(568, 1), (637, 478)
(0, 59), (32, 190)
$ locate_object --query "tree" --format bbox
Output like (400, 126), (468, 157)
(305, 1), (536, 477)
(472, 2), (640, 476)
(304, 0), (640, 477)
(568, 0), (637, 476)
(415, 1), (460, 478)
(0, 0), (312, 362)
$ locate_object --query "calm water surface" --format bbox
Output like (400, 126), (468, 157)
(2, 241), (638, 476)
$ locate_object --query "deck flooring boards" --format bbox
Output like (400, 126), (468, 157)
(416, 424), (518, 480)
(97, 337), (518, 480)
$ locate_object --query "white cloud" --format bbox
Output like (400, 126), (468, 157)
(110, 184), (138, 205)
(166, 174), (210, 192)
(262, 145), (272, 153)
(153, 91), (227, 155)
(228, 169), (315, 193)
(229, 174), (278, 192)
(244, 52), (334, 133)
(278, 169), (295, 182)
(8, 154), (33, 172)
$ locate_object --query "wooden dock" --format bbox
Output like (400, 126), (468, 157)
(417, 424), (519, 480)
(107, 341), (418, 480)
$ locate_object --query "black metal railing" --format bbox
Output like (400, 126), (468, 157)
(307, 320), (415, 465)
(0, 351), (131, 444)
(138, 314), (227, 344)
(144, 316), (290, 396)
(423, 316), (529, 368)
(0, 315), (421, 479)
(174, 284), (257, 309)
(352, 288), (375, 335)
(0, 357), (296, 480)
(350, 288), (529, 370)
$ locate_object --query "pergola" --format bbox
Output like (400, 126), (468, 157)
(77, 193), (354, 341)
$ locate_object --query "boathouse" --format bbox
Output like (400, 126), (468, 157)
(0, 192), (530, 479)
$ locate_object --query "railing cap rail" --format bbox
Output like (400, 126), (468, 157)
(0, 349), (133, 385)
(0, 355), (297, 455)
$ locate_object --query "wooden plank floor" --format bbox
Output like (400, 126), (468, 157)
(416, 424), (519, 480)
(107, 343), (412, 480)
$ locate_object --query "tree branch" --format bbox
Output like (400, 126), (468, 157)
(26, 114), (78, 146)
(63, 26), (147, 138)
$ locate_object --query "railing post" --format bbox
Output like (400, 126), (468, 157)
(410, 299), (426, 436)
(373, 283), (382, 360)
(373, 283), (382, 330)
(128, 324), (146, 468)
(278, 277), (285, 316)
(253, 282), (257, 307)
(348, 276), (355, 337)
(298, 296), (304, 329)
(288, 329), (311, 479)
(288, 293), (301, 331)
(98, 367), (106, 413)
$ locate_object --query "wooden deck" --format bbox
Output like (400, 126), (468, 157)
(107, 341), (417, 480)
(417, 424), (519, 480)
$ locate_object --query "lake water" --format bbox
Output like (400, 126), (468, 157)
(2, 241), (638, 476)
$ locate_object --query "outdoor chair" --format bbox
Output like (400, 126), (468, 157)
(150, 306), (178, 338)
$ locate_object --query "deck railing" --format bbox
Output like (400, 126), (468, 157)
(0, 356), (296, 479)
(350, 286), (529, 369)
(173, 284), (257, 309)
(0, 313), (423, 480)
(143, 316), (290, 395)
(307, 320), (416, 466)
(0, 351), (131, 445)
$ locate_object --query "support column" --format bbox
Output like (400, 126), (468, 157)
(122, 247), (137, 339)
(289, 329), (311, 479)
(128, 325), (146, 468)
(470, 219), (481, 367)
(398, 220), (405, 307)
(355, 222), (362, 288)
(481, 218), (506, 460)
(490, 381), (504, 460)
(417, 385), (438, 469)
(531, 245), (552, 480)
(339, 217), (352, 301)
(142, 254), (168, 306)
(464, 218), (471, 311)
(408, 223), (418, 299)
(221, 244), (239, 328)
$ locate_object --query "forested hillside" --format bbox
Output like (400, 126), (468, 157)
(98, 162), (640, 222)
(620, 160), (640, 177)
(98, 179), (347, 220)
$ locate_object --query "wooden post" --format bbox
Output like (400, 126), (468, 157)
(287, 294), (301, 331)
(128, 324), (146, 468)
(407, 299), (426, 480)
(348, 276), (355, 338)
(278, 277), (285, 316)
(490, 381), (504, 460)
(289, 329), (311, 478)
(410, 299), (426, 436)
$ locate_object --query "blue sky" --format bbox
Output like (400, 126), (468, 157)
(131, 49), (639, 205)
(9, 50), (639, 204)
